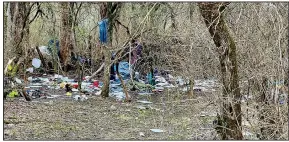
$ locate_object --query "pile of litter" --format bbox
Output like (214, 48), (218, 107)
(5, 58), (221, 102)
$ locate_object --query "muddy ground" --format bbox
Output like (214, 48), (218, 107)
(4, 89), (220, 140)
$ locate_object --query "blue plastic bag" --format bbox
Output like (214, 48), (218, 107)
(98, 19), (108, 43)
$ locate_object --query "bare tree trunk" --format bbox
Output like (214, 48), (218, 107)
(188, 3), (195, 97)
(5, 2), (32, 101)
(4, 3), (8, 64)
(99, 2), (110, 98)
(101, 47), (111, 98)
(5, 2), (30, 74)
(99, 2), (121, 98)
(198, 2), (243, 140)
(5, 3), (13, 65)
(6, 3), (25, 58)
(60, 2), (73, 72)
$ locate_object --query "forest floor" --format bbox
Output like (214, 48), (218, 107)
(4, 89), (219, 140)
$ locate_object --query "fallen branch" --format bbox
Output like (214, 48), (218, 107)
(87, 63), (105, 80)
(22, 87), (31, 101)
(116, 63), (131, 102)
(35, 46), (47, 69)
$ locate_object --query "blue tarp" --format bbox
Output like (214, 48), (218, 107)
(98, 19), (108, 44)
(114, 61), (130, 80)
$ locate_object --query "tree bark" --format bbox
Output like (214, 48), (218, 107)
(5, 2), (31, 75)
(99, 2), (110, 98)
(6, 3), (27, 60)
(99, 2), (121, 98)
(198, 2), (243, 140)
(60, 2), (73, 72)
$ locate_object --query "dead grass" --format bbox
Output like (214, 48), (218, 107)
(4, 90), (219, 140)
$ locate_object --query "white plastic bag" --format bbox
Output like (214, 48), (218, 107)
(32, 58), (41, 68)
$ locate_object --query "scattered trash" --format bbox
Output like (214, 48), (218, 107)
(168, 74), (174, 80)
(8, 90), (18, 98)
(31, 78), (42, 83)
(95, 91), (101, 96)
(110, 92), (125, 100)
(72, 83), (78, 89)
(58, 82), (65, 88)
(26, 67), (34, 73)
(150, 129), (164, 133)
(154, 86), (164, 92)
(139, 132), (145, 137)
(176, 77), (185, 86)
(155, 76), (166, 83)
(47, 95), (61, 99)
(137, 100), (153, 104)
(73, 94), (88, 101)
(66, 92), (72, 96)
(73, 95), (81, 100)
(27, 77), (33, 82)
(54, 74), (63, 79)
(82, 95), (88, 101)
(93, 80), (99, 87)
(136, 105), (147, 110)
(5, 56), (220, 103)
(29, 90), (44, 99)
(72, 88), (79, 92)
(15, 78), (22, 84)
(32, 58), (41, 68)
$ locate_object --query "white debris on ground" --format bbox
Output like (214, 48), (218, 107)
(7, 57), (221, 103)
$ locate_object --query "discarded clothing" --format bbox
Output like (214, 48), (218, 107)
(98, 19), (108, 43)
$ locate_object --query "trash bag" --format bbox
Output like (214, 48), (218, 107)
(114, 61), (130, 80)
(98, 19), (108, 44)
